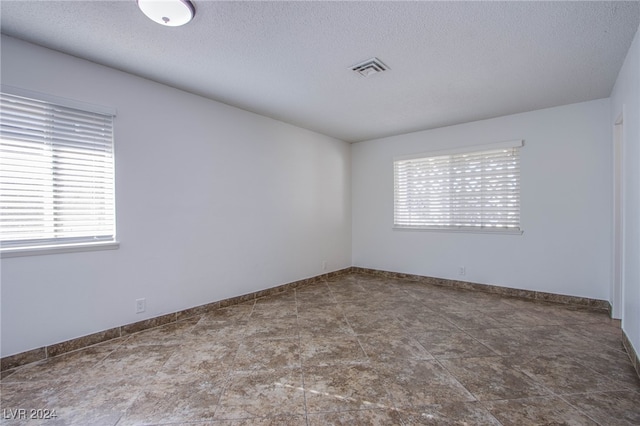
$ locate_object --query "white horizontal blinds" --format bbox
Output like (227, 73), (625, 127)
(394, 146), (520, 230)
(0, 91), (115, 248)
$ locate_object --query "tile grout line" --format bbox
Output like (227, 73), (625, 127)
(114, 316), (208, 426)
(209, 300), (254, 423)
(4, 266), (637, 393)
(329, 278), (373, 365)
(485, 348), (638, 423)
(398, 286), (505, 360)
(295, 287), (311, 426)
(2, 273), (637, 424)
(431, 356), (487, 406)
(0, 268), (352, 373)
(548, 394), (606, 426)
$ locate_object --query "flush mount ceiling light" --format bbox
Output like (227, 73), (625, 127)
(137, 0), (195, 27)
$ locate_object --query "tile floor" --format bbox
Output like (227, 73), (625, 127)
(1, 273), (639, 425)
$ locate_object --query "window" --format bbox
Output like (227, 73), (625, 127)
(394, 140), (522, 233)
(0, 87), (117, 255)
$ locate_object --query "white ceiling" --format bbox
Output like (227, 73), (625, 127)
(1, 1), (639, 142)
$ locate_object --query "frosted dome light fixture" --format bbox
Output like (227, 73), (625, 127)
(137, 0), (195, 27)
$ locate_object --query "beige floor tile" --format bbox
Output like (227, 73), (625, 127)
(572, 348), (640, 389)
(160, 340), (240, 374)
(1, 341), (122, 384)
(2, 273), (638, 425)
(415, 330), (496, 359)
(295, 288), (332, 303)
(190, 319), (249, 341)
(297, 314), (355, 338)
(564, 321), (626, 351)
(307, 409), (404, 425)
(542, 326), (614, 354)
(118, 371), (227, 425)
(1, 379), (75, 422)
(220, 414), (308, 425)
(563, 390), (640, 426)
(466, 326), (572, 356)
(233, 338), (300, 371)
(440, 310), (507, 330)
(507, 353), (631, 395)
(328, 281), (366, 293)
(396, 314), (459, 335)
(296, 304), (345, 319)
(422, 296), (487, 314)
(343, 313), (405, 335)
(398, 401), (502, 425)
(251, 300), (298, 319)
(358, 332), (433, 362)
(303, 363), (394, 413)
(439, 356), (550, 401)
(53, 376), (145, 426)
(483, 396), (599, 426)
(377, 359), (476, 408)
(296, 297), (338, 312)
(92, 344), (177, 380)
(244, 316), (299, 340)
(215, 369), (306, 420)
(299, 335), (368, 366)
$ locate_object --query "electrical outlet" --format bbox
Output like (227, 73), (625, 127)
(322, 260), (327, 271)
(458, 266), (466, 276)
(136, 298), (146, 314)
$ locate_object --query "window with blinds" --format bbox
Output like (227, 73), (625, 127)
(394, 141), (522, 233)
(0, 89), (116, 251)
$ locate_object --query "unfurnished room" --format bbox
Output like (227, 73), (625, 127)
(1, 1), (640, 425)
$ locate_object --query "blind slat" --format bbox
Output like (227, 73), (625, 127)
(1, 91), (116, 249)
(394, 146), (521, 231)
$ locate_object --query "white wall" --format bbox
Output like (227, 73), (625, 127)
(0, 36), (352, 357)
(611, 23), (640, 361)
(352, 99), (612, 301)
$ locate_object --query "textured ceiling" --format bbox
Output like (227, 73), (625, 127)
(1, 1), (639, 142)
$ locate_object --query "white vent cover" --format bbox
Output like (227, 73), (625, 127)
(351, 57), (389, 78)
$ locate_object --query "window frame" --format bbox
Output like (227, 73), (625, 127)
(393, 140), (523, 235)
(0, 85), (119, 258)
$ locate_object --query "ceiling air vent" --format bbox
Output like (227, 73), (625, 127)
(351, 57), (389, 78)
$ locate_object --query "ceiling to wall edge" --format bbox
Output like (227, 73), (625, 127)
(0, 33), (631, 145)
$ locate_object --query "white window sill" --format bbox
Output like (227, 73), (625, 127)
(0, 241), (120, 258)
(393, 226), (523, 235)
